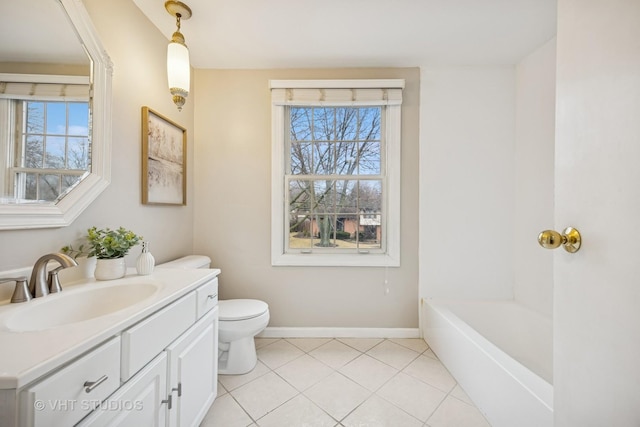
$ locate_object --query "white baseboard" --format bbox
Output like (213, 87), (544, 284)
(257, 327), (420, 339)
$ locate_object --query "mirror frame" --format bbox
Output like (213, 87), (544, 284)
(0, 0), (112, 230)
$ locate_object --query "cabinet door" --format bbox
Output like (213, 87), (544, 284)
(166, 307), (218, 427)
(78, 353), (167, 427)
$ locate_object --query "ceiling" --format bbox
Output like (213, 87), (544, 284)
(133, 0), (557, 69)
(2, 0), (88, 65)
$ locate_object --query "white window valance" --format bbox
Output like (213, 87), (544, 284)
(270, 79), (404, 106)
(0, 74), (90, 101)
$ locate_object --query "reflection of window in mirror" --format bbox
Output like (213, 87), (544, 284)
(0, 76), (90, 202)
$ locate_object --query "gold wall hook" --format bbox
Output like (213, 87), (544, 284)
(538, 227), (582, 253)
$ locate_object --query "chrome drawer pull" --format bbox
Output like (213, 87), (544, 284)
(83, 375), (108, 393)
(207, 294), (216, 300)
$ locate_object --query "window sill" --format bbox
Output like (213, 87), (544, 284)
(272, 253), (400, 267)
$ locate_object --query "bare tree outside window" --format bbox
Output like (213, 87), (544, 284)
(287, 106), (384, 251)
(15, 100), (90, 201)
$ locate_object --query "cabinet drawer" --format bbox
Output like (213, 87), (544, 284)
(121, 292), (196, 381)
(77, 353), (167, 427)
(196, 278), (218, 319)
(20, 336), (121, 427)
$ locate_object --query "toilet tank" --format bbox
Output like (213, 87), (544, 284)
(157, 255), (211, 269)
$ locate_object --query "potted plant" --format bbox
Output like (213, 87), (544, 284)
(61, 242), (96, 281)
(86, 226), (142, 280)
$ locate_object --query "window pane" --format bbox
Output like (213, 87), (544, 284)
(46, 102), (66, 134)
(25, 135), (44, 168)
(290, 142), (310, 174)
(358, 141), (381, 175)
(290, 107), (312, 141)
(313, 181), (334, 213)
(39, 174), (60, 200)
(26, 102), (44, 134)
(358, 107), (381, 141)
(335, 180), (357, 214)
(359, 180), (382, 212)
(68, 137), (90, 169)
(336, 108), (358, 141)
(24, 173), (37, 199)
(338, 215), (358, 241)
(313, 142), (334, 174)
(45, 136), (66, 168)
(335, 141), (358, 175)
(313, 108), (334, 141)
(289, 180), (312, 214)
(315, 214), (336, 247)
(68, 103), (89, 136)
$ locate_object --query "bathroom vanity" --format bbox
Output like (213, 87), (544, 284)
(0, 268), (220, 427)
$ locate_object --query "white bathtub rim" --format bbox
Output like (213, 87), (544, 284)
(426, 298), (553, 411)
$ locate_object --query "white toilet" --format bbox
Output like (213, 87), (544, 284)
(158, 255), (270, 375)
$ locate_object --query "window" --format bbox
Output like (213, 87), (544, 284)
(0, 77), (90, 202)
(271, 79), (404, 267)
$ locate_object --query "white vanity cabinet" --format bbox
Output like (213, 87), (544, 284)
(1, 272), (220, 427)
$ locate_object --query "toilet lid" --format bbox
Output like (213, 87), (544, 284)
(219, 299), (269, 321)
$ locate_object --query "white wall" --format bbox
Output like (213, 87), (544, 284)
(419, 66), (516, 303)
(514, 39), (556, 317)
(0, 0), (195, 281)
(193, 68), (420, 328)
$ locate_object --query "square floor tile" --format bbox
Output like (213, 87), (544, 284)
(255, 338), (281, 349)
(231, 372), (299, 420)
(304, 372), (370, 420)
(339, 354), (398, 392)
(276, 354), (334, 392)
(390, 338), (429, 353)
(338, 338), (383, 353)
(403, 355), (457, 392)
(376, 372), (446, 422)
(200, 393), (253, 427)
(342, 394), (423, 427)
(366, 340), (420, 370)
(219, 360), (271, 391)
(258, 339), (305, 369)
(256, 394), (336, 427)
(427, 396), (490, 427)
(286, 338), (332, 353)
(309, 340), (361, 369)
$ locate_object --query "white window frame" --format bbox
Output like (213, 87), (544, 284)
(0, 75), (91, 202)
(270, 79), (404, 267)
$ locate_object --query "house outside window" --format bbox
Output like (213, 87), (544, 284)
(270, 79), (404, 267)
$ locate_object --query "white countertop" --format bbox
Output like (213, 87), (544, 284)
(0, 268), (220, 389)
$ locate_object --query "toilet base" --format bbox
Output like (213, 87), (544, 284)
(218, 336), (258, 375)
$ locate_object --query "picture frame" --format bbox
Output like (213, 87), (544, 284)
(141, 106), (187, 205)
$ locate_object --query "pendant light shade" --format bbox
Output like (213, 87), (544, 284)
(165, 1), (192, 111)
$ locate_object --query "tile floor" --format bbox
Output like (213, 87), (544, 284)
(200, 338), (490, 427)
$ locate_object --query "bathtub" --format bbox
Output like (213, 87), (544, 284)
(422, 299), (553, 427)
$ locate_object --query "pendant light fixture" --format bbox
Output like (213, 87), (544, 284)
(165, 1), (192, 112)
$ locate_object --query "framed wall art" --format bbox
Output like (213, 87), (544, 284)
(141, 106), (186, 205)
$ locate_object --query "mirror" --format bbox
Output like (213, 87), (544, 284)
(0, 0), (112, 229)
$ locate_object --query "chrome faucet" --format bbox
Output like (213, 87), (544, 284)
(29, 253), (78, 298)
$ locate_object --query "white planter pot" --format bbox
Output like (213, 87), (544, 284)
(94, 258), (126, 281)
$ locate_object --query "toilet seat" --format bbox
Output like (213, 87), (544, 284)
(219, 299), (268, 321)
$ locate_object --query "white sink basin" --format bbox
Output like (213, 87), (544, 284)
(5, 283), (159, 332)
